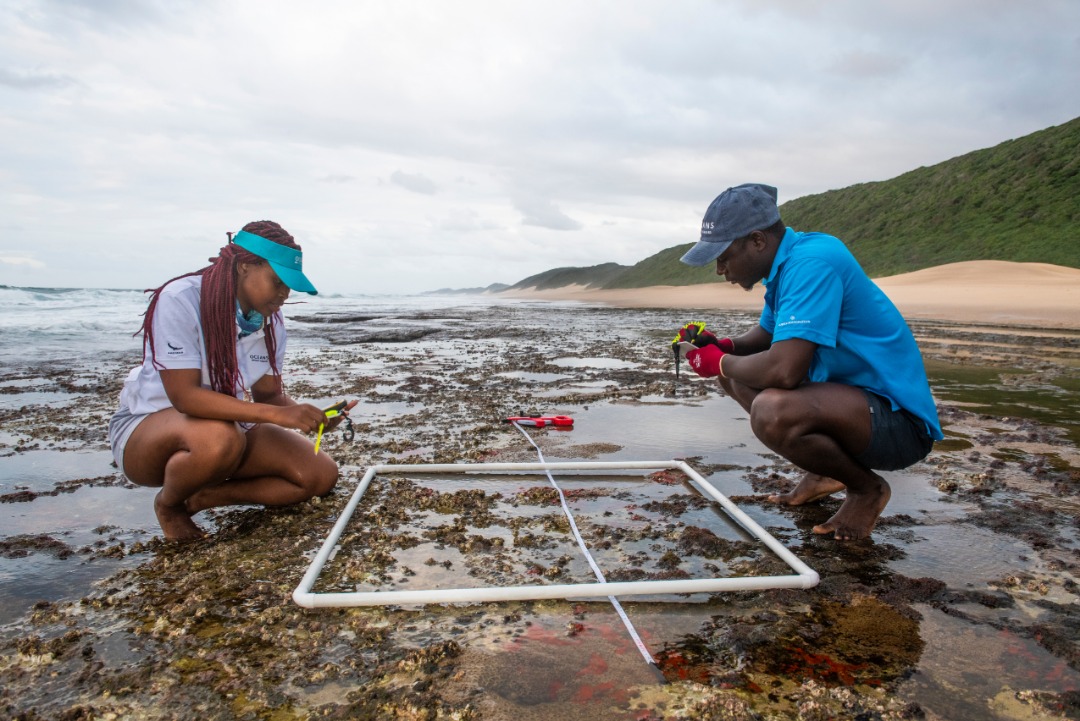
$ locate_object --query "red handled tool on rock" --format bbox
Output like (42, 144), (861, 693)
(503, 415), (574, 428)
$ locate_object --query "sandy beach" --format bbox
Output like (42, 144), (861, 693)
(499, 261), (1080, 330)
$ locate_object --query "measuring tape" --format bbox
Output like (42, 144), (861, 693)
(509, 420), (665, 683)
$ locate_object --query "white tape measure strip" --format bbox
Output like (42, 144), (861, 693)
(512, 422), (657, 667)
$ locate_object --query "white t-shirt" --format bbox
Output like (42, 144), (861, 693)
(118, 275), (287, 416)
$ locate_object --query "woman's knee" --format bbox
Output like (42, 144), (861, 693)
(191, 421), (247, 471)
(303, 455), (340, 498)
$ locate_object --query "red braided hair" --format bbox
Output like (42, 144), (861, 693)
(138, 221), (298, 396)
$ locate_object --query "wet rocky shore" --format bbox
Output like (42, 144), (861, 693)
(2, 301), (1078, 720)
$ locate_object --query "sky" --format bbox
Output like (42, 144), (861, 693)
(2, 1), (1078, 295)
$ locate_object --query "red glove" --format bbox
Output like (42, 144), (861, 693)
(686, 343), (727, 378)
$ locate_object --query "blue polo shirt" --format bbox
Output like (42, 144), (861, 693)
(759, 229), (943, 440)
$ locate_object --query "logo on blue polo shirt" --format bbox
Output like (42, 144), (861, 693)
(778, 315), (811, 328)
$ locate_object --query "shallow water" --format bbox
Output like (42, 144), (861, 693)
(561, 394), (767, 466)
(0, 554), (141, 626)
(927, 359), (1080, 446)
(550, 357), (642, 370)
(1, 484), (156, 538)
(899, 604), (1078, 720)
(0, 449), (116, 494)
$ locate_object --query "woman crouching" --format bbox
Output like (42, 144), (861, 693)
(109, 220), (356, 540)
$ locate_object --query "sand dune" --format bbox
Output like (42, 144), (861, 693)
(498, 261), (1080, 329)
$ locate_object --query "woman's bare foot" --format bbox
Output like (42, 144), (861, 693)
(154, 491), (206, 541)
(767, 473), (846, 505)
(812, 476), (891, 540)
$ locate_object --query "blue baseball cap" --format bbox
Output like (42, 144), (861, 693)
(680, 183), (781, 266)
(232, 230), (318, 295)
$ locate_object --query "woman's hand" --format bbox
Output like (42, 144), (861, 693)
(271, 400), (357, 434)
(271, 403), (331, 434)
(323, 400), (359, 432)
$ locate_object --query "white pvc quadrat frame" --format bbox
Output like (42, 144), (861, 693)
(293, 460), (819, 608)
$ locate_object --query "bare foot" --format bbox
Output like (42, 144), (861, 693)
(767, 473), (846, 506)
(812, 476), (891, 541)
(154, 491), (206, 541)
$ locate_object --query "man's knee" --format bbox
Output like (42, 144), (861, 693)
(749, 388), (812, 448)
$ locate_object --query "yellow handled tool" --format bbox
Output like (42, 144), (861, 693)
(314, 400), (348, 454)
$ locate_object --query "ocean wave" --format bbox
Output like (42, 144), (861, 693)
(0, 285), (145, 306)
(0, 285), (522, 365)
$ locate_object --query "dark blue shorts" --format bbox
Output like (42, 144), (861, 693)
(853, 391), (933, 471)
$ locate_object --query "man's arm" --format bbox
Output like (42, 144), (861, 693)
(728, 325), (773, 356)
(721, 337), (816, 390)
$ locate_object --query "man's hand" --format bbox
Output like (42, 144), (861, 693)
(673, 322), (734, 378)
(685, 344), (727, 378)
(674, 322), (735, 352)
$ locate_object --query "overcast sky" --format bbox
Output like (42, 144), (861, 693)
(2, 1), (1078, 295)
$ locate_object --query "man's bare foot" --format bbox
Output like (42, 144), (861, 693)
(812, 476), (891, 540)
(767, 473), (846, 506)
(154, 492), (206, 541)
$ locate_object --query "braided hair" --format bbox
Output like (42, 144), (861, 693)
(138, 221), (298, 396)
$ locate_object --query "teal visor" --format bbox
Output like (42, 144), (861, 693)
(232, 230), (317, 295)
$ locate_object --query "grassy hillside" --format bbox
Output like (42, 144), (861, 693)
(507, 262), (630, 290)
(424, 282), (509, 296)
(780, 116), (1080, 277)
(506, 116), (1080, 291)
(602, 244), (715, 288)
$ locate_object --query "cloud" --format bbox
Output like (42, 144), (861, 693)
(1, 256), (46, 269)
(0, 67), (77, 90)
(0, 0), (1077, 294)
(438, 208), (501, 234)
(513, 197), (584, 232)
(390, 171), (439, 195)
(827, 51), (907, 80)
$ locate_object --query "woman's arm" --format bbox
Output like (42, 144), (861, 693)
(250, 372), (358, 432)
(160, 369), (326, 433)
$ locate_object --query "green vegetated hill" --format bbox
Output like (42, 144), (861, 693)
(600, 243), (712, 288)
(424, 282), (509, 296)
(506, 262), (630, 290)
(780, 115), (1080, 277)
(510, 116), (1080, 291)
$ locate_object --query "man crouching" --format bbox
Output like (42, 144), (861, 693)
(675, 183), (943, 540)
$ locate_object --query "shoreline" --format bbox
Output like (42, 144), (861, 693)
(496, 260), (1080, 330)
